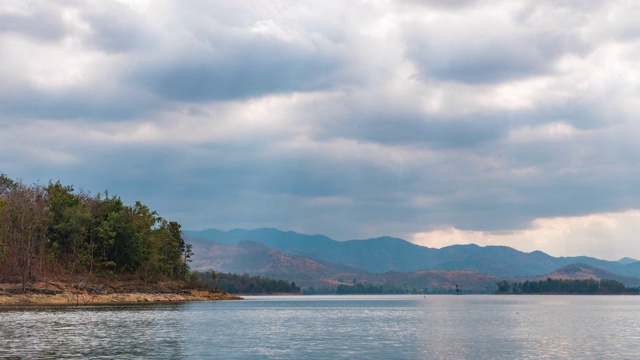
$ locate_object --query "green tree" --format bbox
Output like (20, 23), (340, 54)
(1, 175), (193, 287)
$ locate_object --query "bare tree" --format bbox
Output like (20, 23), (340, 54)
(0, 182), (49, 292)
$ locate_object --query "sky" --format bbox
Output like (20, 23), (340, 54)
(1, 0), (640, 261)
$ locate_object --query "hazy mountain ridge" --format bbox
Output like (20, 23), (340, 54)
(542, 263), (640, 287)
(189, 238), (501, 292)
(190, 239), (368, 289)
(617, 257), (639, 265)
(186, 228), (640, 280)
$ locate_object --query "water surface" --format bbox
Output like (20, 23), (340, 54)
(1, 295), (639, 359)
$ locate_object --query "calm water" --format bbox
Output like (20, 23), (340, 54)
(1, 295), (639, 359)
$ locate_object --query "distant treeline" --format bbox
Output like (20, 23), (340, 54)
(303, 282), (429, 295)
(336, 283), (423, 295)
(194, 270), (300, 294)
(496, 278), (640, 295)
(0, 174), (192, 292)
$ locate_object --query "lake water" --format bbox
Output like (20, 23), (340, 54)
(1, 295), (639, 359)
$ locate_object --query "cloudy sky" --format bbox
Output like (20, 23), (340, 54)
(2, 0), (640, 260)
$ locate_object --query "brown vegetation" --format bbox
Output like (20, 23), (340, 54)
(0, 280), (241, 306)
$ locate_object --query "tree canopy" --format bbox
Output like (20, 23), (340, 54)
(0, 175), (192, 291)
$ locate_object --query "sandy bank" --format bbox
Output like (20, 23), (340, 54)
(0, 291), (242, 306)
(0, 281), (242, 306)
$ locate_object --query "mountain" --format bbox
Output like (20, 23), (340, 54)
(625, 261), (640, 273)
(617, 257), (639, 265)
(189, 237), (500, 292)
(377, 270), (499, 293)
(185, 228), (640, 278)
(190, 239), (369, 288)
(543, 263), (640, 287)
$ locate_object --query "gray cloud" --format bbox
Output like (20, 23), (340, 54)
(320, 108), (507, 149)
(405, 20), (588, 84)
(2, 0), (640, 255)
(81, 2), (153, 53)
(0, 4), (68, 42)
(129, 38), (344, 101)
(0, 85), (157, 121)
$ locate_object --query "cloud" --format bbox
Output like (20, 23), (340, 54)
(410, 210), (640, 261)
(122, 0), (356, 102)
(403, 2), (592, 84)
(1, 0), (640, 259)
(0, 2), (69, 42)
(129, 39), (343, 101)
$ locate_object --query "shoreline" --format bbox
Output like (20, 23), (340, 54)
(0, 290), (242, 307)
(0, 290), (242, 306)
(0, 281), (243, 306)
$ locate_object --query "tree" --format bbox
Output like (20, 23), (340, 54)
(496, 280), (510, 294)
(46, 181), (93, 278)
(0, 182), (49, 292)
(0, 173), (15, 195)
(0, 175), (194, 288)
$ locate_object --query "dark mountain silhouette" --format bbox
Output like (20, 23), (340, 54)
(186, 228), (640, 278)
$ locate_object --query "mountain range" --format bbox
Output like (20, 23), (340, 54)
(185, 228), (640, 292)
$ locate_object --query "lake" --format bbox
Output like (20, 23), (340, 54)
(1, 295), (639, 359)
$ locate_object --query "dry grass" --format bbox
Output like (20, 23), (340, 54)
(0, 281), (242, 306)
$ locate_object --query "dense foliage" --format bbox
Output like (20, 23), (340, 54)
(0, 174), (192, 291)
(496, 278), (639, 294)
(195, 270), (300, 294)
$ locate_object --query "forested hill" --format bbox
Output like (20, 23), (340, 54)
(186, 228), (640, 278)
(0, 174), (193, 291)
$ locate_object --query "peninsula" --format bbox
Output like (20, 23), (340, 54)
(0, 175), (240, 305)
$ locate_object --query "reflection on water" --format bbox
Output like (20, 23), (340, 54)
(0, 304), (187, 359)
(1, 295), (639, 359)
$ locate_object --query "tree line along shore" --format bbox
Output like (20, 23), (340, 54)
(0, 174), (243, 305)
(496, 278), (639, 295)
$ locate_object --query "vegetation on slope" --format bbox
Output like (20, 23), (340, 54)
(194, 270), (300, 294)
(187, 228), (640, 278)
(0, 174), (192, 293)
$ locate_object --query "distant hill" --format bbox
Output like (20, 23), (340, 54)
(186, 228), (640, 278)
(543, 263), (640, 287)
(190, 239), (368, 288)
(625, 261), (640, 273)
(189, 236), (500, 292)
(377, 270), (499, 293)
(187, 229), (640, 291)
(617, 257), (639, 265)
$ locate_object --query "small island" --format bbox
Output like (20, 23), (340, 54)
(0, 175), (240, 306)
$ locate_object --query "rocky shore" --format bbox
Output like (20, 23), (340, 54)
(0, 281), (242, 306)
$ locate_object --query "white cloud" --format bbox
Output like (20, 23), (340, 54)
(509, 122), (579, 143)
(111, 0), (152, 12)
(410, 210), (640, 260)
